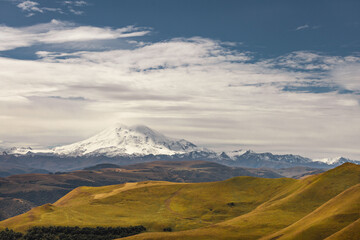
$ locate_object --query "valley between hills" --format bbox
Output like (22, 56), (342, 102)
(0, 162), (359, 240)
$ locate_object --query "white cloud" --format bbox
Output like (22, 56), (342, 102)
(17, 0), (43, 13)
(16, 0), (64, 16)
(69, 8), (83, 15)
(42, 7), (64, 13)
(63, 1), (88, 7)
(295, 24), (309, 31)
(330, 62), (360, 92)
(63, 1), (89, 15)
(0, 20), (150, 51)
(264, 51), (360, 72)
(295, 24), (321, 31)
(0, 22), (359, 159)
(14, 0), (87, 16)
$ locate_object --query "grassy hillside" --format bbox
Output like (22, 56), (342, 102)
(0, 177), (295, 232)
(122, 163), (360, 240)
(0, 197), (34, 221)
(0, 160), (286, 220)
(325, 218), (360, 240)
(0, 163), (359, 240)
(262, 183), (360, 240)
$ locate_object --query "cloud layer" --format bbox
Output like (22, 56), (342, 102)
(0, 20), (149, 51)
(0, 21), (359, 159)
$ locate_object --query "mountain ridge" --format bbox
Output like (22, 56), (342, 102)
(1, 124), (359, 172)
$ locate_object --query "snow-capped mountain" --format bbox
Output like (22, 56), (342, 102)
(312, 157), (359, 165)
(218, 149), (249, 160)
(1, 124), (359, 171)
(215, 150), (319, 168)
(53, 124), (201, 157)
(1, 147), (33, 155)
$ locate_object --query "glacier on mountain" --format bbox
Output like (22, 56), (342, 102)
(53, 124), (200, 157)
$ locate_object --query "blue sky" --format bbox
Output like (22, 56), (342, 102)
(1, 0), (360, 57)
(0, 0), (359, 159)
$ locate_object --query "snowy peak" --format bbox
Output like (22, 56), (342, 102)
(312, 157), (356, 165)
(313, 157), (342, 165)
(218, 149), (248, 160)
(53, 124), (199, 157)
(1, 147), (33, 155)
(131, 125), (197, 151)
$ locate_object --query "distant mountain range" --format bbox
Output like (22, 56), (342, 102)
(1, 124), (359, 175)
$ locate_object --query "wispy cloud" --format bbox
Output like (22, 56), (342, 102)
(296, 24), (309, 31)
(263, 51), (359, 71)
(63, 1), (88, 7)
(0, 22), (359, 158)
(42, 7), (63, 13)
(15, 0), (63, 16)
(17, 0), (42, 13)
(63, 0), (89, 15)
(295, 24), (321, 31)
(0, 20), (150, 51)
(68, 8), (83, 15)
(14, 0), (88, 16)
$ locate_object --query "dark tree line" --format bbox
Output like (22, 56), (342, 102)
(0, 226), (146, 240)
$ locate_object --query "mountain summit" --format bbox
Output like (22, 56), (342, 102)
(53, 124), (199, 157)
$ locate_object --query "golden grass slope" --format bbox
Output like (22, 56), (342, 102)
(0, 177), (296, 233)
(122, 163), (360, 240)
(325, 218), (360, 240)
(0, 163), (359, 240)
(262, 183), (360, 240)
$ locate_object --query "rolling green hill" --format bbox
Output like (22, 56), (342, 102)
(0, 163), (359, 240)
(120, 163), (360, 240)
(0, 160), (288, 220)
(262, 183), (360, 240)
(325, 218), (360, 240)
(0, 177), (296, 232)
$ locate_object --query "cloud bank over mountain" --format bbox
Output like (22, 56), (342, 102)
(0, 20), (359, 159)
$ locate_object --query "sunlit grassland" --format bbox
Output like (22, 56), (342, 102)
(0, 163), (359, 240)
